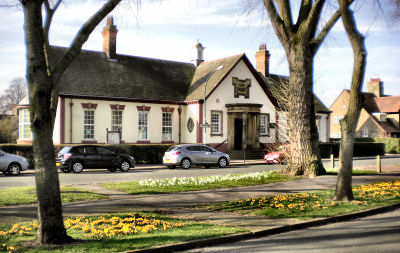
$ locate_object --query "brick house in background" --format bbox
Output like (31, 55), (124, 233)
(330, 78), (400, 139)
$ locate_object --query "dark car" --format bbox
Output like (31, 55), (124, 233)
(56, 145), (135, 173)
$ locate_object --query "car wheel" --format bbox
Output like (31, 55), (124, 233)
(180, 158), (191, 169)
(8, 164), (21, 176)
(108, 168), (117, 172)
(120, 161), (131, 172)
(167, 165), (176, 169)
(71, 162), (84, 173)
(218, 157), (228, 168)
(61, 167), (71, 173)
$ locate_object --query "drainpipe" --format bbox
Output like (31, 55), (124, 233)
(69, 99), (73, 144)
(178, 106), (182, 143)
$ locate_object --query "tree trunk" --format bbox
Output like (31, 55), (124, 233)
(22, 1), (70, 244)
(334, 0), (366, 201)
(284, 45), (325, 176)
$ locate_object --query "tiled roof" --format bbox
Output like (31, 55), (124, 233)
(52, 46), (195, 102)
(373, 96), (400, 113)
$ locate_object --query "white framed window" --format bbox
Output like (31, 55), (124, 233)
(260, 114), (270, 136)
(211, 110), (223, 136)
(18, 109), (32, 139)
(333, 115), (344, 124)
(83, 109), (95, 140)
(138, 111), (148, 140)
(111, 109), (123, 132)
(162, 112), (173, 141)
(362, 127), (368, 137)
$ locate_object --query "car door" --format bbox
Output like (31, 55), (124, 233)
(185, 145), (201, 164)
(200, 146), (218, 164)
(83, 146), (101, 168)
(96, 147), (119, 168)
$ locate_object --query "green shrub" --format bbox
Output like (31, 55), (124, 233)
(319, 142), (385, 158)
(356, 137), (400, 154)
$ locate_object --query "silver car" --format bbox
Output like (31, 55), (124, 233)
(163, 144), (230, 169)
(0, 150), (29, 176)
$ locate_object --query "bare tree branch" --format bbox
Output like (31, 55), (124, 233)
(277, 0), (294, 32)
(299, 0), (325, 41)
(262, 0), (292, 52)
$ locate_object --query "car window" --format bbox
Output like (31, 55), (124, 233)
(167, 146), (180, 152)
(97, 147), (114, 155)
(71, 147), (84, 154)
(200, 146), (213, 152)
(185, 146), (195, 151)
(84, 146), (97, 154)
(187, 146), (202, 151)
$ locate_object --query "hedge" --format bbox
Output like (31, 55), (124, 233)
(0, 144), (174, 168)
(319, 142), (385, 158)
(356, 137), (400, 154)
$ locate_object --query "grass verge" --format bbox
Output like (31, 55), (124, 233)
(203, 180), (400, 219)
(325, 168), (377, 175)
(0, 186), (107, 206)
(0, 212), (246, 253)
(102, 171), (298, 194)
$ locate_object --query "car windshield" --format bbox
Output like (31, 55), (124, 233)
(59, 147), (72, 154)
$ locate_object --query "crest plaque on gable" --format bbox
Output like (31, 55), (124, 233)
(232, 77), (251, 98)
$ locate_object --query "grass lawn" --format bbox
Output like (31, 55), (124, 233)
(0, 186), (107, 206)
(203, 180), (400, 219)
(325, 168), (377, 175)
(102, 171), (299, 194)
(0, 212), (246, 253)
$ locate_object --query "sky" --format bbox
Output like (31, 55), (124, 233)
(0, 0), (399, 107)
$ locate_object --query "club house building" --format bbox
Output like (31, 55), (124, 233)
(17, 17), (330, 155)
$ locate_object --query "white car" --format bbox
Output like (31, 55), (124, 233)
(0, 150), (29, 176)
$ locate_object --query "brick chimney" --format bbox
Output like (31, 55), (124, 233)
(368, 78), (383, 97)
(255, 43), (270, 77)
(102, 16), (118, 59)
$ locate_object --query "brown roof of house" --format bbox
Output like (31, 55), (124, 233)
(52, 46), (196, 102)
(373, 96), (400, 113)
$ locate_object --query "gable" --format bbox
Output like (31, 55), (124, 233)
(187, 53), (278, 108)
(206, 59), (277, 111)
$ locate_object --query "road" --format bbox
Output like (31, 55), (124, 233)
(184, 208), (400, 253)
(0, 156), (399, 188)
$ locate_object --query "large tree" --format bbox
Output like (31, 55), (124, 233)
(334, 0), (366, 201)
(262, 0), (345, 176)
(18, 0), (133, 244)
(0, 77), (27, 115)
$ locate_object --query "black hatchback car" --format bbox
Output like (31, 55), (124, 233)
(56, 145), (135, 173)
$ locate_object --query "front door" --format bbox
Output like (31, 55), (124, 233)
(234, 118), (243, 150)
